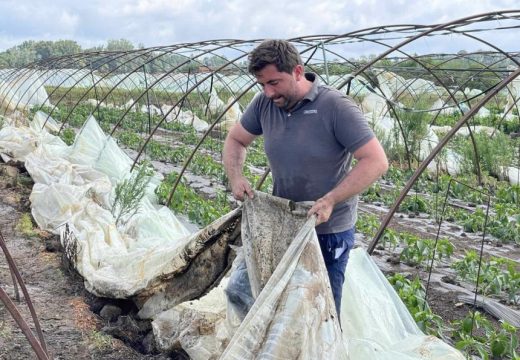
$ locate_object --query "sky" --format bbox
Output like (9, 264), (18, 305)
(0, 0), (518, 53)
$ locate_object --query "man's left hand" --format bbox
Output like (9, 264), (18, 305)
(307, 194), (335, 226)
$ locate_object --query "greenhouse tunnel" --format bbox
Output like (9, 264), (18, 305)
(0, 9), (519, 360)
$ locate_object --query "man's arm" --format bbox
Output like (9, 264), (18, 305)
(223, 123), (258, 201)
(308, 137), (388, 225)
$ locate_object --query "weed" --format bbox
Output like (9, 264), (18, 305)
(111, 161), (153, 225)
(15, 213), (37, 237)
(87, 330), (114, 352)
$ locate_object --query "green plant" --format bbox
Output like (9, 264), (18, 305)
(455, 132), (514, 180)
(110, 161), (153, 225)
(452, 311), (519, 360)
(87, 330), (114, 352)
(399, 194), (429, 214)
(380, 228), (400, 251)
(356, 213), (380, 238)
(399, 233), (454, 267)
(60, 127), (76, 145)
(156, 173), (231, 227)
(452, 250), (520, 302)
(399, 234), (433, 266)
(16, 213), (37, 237)
(387, 273), (445, 337)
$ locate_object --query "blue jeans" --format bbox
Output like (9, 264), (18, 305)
(317, 228), (355, 319)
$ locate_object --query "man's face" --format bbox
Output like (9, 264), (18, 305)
(255, 64), (303, 110)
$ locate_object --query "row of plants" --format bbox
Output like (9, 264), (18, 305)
(44, 85), (255, 115)
(361, 170), (520, 245)
(388, 273), (519, 359)
(452, 250), (520, 304)
(155, 172), (231, 227)
(359, 219), (518, 305)
(357, 213), (454, 267)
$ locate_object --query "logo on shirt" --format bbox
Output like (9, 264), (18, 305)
(303, 109), (318, 114)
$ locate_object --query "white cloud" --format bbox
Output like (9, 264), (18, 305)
(0, 0), (518, 52)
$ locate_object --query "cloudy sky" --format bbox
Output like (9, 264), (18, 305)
(0, 0), (518, 52)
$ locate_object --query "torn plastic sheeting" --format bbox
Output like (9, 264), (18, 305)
(147, 193), (464, 359)
(1, 113), (241, 302)
(223, 192), (462, 359)
(221, 192), (346, 360)
(136, 208), (241, 318)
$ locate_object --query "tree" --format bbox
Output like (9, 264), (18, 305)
(105, 39), (135, 52)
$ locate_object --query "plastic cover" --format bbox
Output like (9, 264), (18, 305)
(0, 112), (225, 299)
(158, 193), (464, 359)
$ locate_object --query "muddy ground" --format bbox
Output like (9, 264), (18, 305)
(0, 160), (518, 359)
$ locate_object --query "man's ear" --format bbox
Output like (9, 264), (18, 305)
(293, 64), (304, 80)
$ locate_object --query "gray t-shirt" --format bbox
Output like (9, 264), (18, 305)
(241, 73), (374, 234)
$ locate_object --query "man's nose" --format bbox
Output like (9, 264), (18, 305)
(263, 85), (275, 98)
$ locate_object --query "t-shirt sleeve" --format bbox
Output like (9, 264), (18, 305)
(333, 95), (375, 154)
(240, 93), (263, 136)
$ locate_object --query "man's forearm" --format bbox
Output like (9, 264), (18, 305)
(223, 137), (247, 180)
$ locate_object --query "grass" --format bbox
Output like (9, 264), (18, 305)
(87, 330), (114, 352)
(15, 213), (38, 237)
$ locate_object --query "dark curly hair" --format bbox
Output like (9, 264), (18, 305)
(248, 39), (303, 75)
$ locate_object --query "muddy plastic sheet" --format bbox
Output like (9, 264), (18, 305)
(157, 192), (463, 360)
(0, 112), (240, 301)
(221, 192), (347, 360)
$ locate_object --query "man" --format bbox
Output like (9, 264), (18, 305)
(223, 39), (388, 317)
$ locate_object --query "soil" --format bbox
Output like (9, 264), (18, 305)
(0, 160), (518, 359)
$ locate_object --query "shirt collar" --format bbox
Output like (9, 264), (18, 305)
(302, 72), (319, 102)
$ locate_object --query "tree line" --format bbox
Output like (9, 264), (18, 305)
(0, 39), (138, 68)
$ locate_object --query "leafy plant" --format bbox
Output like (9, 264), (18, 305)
(380, 228), (400, 251)
(399, 233), (453, 267)
(452, 250), (520, 303)
(399, 194), (429, 214)
(60, 127), (76, 145)
(155, 173), (231, 227)
(16, 213), (38, 237)
(452, 311), (519, 360)
(356, 213), (380, 238)
(387, 273), (445, 337)
(110, 161), (153, 225)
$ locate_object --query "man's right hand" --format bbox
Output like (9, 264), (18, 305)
(230, 176), (254, 201)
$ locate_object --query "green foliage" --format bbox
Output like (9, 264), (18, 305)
(111, 161), (154, 225)
(15, 213), (37, 237)
(155, 173), (231, 227)
(356, 213), (380, 238)
(380, 228), (400, 251)
(60, 128), (76, 145)
(454, 132), (514, 179)
(387, 274), (445, 337)
(0, 40), (81, 67)
(399, 195), (429, 214)
(87, 330), (114, 352)
(452, 312), (519, 360)
(452, 250), (520, 303)
(399, 233), (453, 267)
(393, 97), (432, 164)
